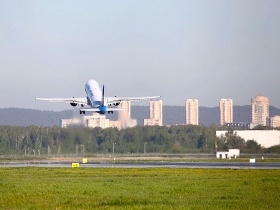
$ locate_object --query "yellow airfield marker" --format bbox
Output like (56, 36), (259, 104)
(72, 163), (80, 168)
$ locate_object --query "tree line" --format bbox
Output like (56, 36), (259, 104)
(0, 125), (277, 156)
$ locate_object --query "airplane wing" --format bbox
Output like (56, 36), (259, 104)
(36, 97), (87, 104)
(107, 96), (161, 104)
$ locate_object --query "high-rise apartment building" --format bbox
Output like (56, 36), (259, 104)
(220, 99), (233, 126)
(144, 100), (163, 126)
(251, 95), (269, 126)
(185, 99), (199, 125)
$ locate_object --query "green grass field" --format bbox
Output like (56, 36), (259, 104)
(1, 167), (279, 209)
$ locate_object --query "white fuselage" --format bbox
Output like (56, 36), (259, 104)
(85, 80), (104, 108)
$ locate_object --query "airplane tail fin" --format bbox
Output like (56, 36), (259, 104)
(102, 85), (105, 106)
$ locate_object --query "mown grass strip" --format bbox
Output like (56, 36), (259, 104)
(0, 168), (279, 209)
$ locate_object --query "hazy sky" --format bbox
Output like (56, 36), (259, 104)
(0, 0), (279, 111)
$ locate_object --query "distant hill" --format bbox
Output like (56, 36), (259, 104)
(0, 106), (280, 127)
(0, 108), (73, 127)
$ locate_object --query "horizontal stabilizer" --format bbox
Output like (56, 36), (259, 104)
(80, 108), (100, 112)
(80, 107), (126, 112)
(107, 107), (126, 111)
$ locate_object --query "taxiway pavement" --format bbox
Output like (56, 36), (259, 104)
(1, 161), (280, 169)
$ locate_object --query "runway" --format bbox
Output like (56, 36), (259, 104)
(1, 161), (280, 169)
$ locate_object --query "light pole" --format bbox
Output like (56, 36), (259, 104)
(81, 144), (85, 156)
(144, 143), (147, 154)
(113, 142), (116, 155)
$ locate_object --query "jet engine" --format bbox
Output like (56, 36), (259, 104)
(70, 102), (77, 107)
(113, 102), (120, 106)
(70, 97), (78, 107)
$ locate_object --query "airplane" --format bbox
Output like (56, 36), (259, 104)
(36, 79), (161, 114)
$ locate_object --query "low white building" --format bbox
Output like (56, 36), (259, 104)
(269, 115), (280, 128)
(61, 113), (110, 129)
(216, 149), (240, 159)
(84, 114), (110, 129)
(61, 112), (137, 129)
(216, 130), (280, 148)
(61, 117), (82, 128)
(144, 118), (162, 126)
